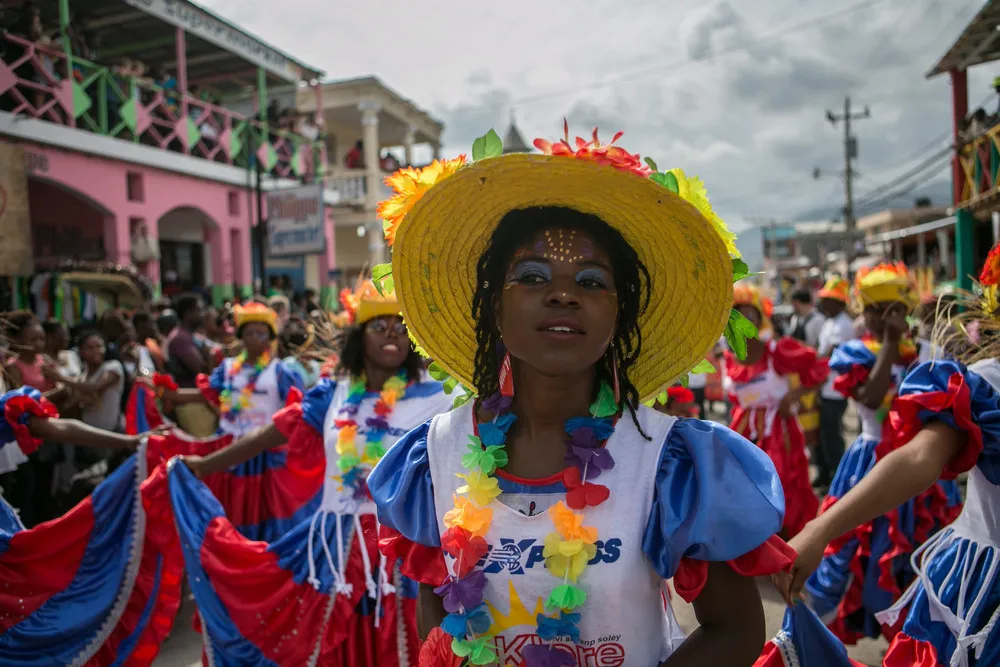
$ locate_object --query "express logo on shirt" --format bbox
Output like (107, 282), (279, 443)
(480, 538), (622, 574)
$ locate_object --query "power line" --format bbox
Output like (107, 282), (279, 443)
(854, 145), (952, 205)
(483, 0), (896, 110)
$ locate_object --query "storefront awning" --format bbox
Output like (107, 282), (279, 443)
(60, 272), (145, 309)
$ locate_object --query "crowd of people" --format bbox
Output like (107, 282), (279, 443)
(2, 121), (1000, 667)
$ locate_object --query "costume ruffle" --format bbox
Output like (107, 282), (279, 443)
(829, 340), (876, 398)
(754, 602), (866, 667)
(0, 386), (58, 456)
(370, 417), (789, 600)
(125, 375), (174, 435)
(198, 361), (305, 409)
(0, 442), (183, 666)
(725, 337), (830, 387)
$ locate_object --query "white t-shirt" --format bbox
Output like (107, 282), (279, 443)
(81, 361), (125, 432)
(818, 311), (857, 400)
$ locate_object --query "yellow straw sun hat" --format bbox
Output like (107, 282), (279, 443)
(376, 124), (748, 401)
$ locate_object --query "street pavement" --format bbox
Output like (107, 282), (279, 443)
(154, 402), (888, 666)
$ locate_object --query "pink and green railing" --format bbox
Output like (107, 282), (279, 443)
(0, 33), (323, 180)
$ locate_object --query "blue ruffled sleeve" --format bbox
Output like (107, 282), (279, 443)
(299, 378), (336, 433)
(829, 339), (876, 374)
(369, 420), (440, 547)
(643, 419), (785, 580)
(887, 359), (1000, 480)
(275, 361), (305, 402)
(207, 363), (226, 392)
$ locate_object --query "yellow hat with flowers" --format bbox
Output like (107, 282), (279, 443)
(374, 121), (749, 401)
(854, 262), (917, 310)
(233, 302), (278, 335)
(335, 276), (400, 328)
(818, 277), (850, 303)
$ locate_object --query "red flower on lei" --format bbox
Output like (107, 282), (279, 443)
(533, 120), (652, 177)
(981, 243), (1000, 287)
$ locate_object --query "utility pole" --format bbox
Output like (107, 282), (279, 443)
(824, 97), (870, 272)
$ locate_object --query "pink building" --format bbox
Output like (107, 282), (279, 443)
(0, 0), (333, 307)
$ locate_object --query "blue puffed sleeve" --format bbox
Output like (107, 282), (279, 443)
(892, 359), (1000, 481)
(275, 361), (305, 402)
(300, 378), (336, 433)
(642, 419), (784, 579)
(829, 339), (876, 374)
(207, 363), (226, 392)
(368, 420), (440, 547)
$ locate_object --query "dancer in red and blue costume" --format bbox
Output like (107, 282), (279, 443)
(158, 302), (306, 543)
(772, 244), (1000, 666)
(168, 281), (454, 666)
(803, 263), (961, 646)
(0, 386), (183, 666)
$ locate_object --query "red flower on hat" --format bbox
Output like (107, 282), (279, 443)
(981, 243), (1000, 287)
(534, 120), (651, 177)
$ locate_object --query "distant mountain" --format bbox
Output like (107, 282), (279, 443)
(793, 178), (952, 222)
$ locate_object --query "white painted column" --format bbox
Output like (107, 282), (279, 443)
(403, 125), (416, 167)
(359, 100), (381, 211)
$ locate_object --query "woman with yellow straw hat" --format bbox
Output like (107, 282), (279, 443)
(723, 284), (827, 540)
(367, 122), (795, 666)
(772, 243), (1000, 666)
(170, 281), (454, 667)
(795, 263), (962, 646)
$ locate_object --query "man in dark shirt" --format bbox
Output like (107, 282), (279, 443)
(166, 293), (210, 388)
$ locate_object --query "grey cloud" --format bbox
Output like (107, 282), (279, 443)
(687, 3), (744, 60)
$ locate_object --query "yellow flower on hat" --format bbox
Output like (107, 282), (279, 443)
(442, 495), (493, 537)
(378, 156), (468, 246)
(456, 469), (502, 506)
(667, 168), (740, 258)
(543, 532), (597, 582)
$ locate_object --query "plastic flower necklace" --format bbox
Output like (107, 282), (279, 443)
(219, 350), (271, 421)
(436, 382), (619, 666)
(334, 373), (409, 497)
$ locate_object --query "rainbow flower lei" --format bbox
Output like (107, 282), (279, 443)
(333, 374), (408, 497)
(437, 382), (619, 666)
(219, 350), (271, 421)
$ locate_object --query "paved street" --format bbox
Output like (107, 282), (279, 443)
(155, 402), (887, 666)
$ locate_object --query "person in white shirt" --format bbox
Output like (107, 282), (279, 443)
(814, 277), (856, 488)
(788, 288), (825, 348)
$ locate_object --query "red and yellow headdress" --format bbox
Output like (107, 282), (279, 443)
(817, 277), (850, 303)
(733, 284), (773, 331)
(233, 302), (278, 335)
(334, 277), (399, 328)
(854, 262), (916, 310)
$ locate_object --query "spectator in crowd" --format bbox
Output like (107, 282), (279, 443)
(345, 139), (364, 168)
(789, 288), (824, 348)
(380, 151), (400, 172)
(268, 294), (291, 332)
(166, 294), (217, 436)
(133, 310), (165, 372)
(76, 330), (125, 434)
(156, 308), (179, 339)
(43, 319), (81, 381)
(814, 277), (856, 490)
(304, 288), (320, 313)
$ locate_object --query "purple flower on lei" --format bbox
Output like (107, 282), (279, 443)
(433, 569), (487, 613)
(564, 426), (615, 480)
(522, 644), (577, 667)
(482, 391), (512, 415)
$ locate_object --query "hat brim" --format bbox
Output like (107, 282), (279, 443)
(391, 153), (733, 401)
(817, 289), (848, 302)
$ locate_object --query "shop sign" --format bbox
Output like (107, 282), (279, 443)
(267, 184), (325, 257)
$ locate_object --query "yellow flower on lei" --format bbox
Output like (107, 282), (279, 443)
(543, 533), (597, 582)
(549, 501), (598, 543)
(336, 424), (358, 455)
(668, 168), (739, 258)
(443, 495), (494, 537)
(378, 156), (468, 246)
(456, 469), (502, 506)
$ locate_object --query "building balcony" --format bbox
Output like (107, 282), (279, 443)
(957, 126), (1000, 212)
(323, 166), (393, 208)
(0, 33), (322, 180)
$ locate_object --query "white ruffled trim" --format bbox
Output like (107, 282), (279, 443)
(395, 564), (410, 667)
(306, 585), (338, 667)
(70, 438), (148, 667)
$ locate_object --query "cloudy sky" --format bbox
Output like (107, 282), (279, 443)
(203, 0), (990, 237)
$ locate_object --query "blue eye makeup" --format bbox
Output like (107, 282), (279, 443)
(576, 268), (613, 290)
(507, 260), (552, 285)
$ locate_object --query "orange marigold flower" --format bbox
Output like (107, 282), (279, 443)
(981, 243), (1000, 287)
(533, 120), (651, 177)
(377, 156), (467, 246)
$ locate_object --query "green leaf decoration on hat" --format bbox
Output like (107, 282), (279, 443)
(725, 308), (759, 361)
(427, 362), (451, 382)
(471, 129), (503, 161)
(451, 637), (497, 665)
(546, 583), (587, 611)
(642, 389), (670, 408)
(590, 382), (618, 418)
(732, 258), (751, 283)
(644, 157), (659, 172)
(372, 263), (394, 297)
(650, 171), (680, 193)
(462, 437), (509, 475)
(453, 386), (475, 409)
(678, 373), (689, 388)
(691, 359), (715, 374)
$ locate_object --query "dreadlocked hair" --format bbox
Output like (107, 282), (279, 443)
(471, 206), (652, 437)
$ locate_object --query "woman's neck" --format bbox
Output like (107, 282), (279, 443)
(510, 363), (596, 435)
(244, 349), (264, 364)
(85, 359), (101, 373)
(363, 364), (400, 392)
(17, 350), (36, 364)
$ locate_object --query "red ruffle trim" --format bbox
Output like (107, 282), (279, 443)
(418, 627), (463, 667)
(85, 465), (184, 666)
(881, 371), (982, 479)
(883, 632), (941, 667)
(152, 373), (178, 393)
(195, 373), (221, 407)
(378, 524), (449, 587)
(673, 534), (796, 603)
(4, 393), (58, 456)
(124, 384), (167, 436)
(833, 365), (870, 399)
